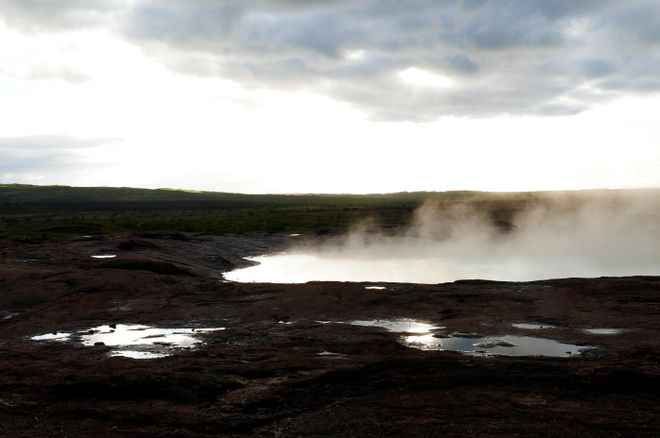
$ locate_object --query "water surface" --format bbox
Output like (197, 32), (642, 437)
(406, 333), (587, 357)
(582, 328), (625, 335)
(344, 318), (590, 357)
(512, 322), (557, 330)
(225, 247), (660, 283)
(32, 324), (225, 359)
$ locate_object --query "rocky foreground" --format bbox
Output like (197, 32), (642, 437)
(1, 233), (659, 437)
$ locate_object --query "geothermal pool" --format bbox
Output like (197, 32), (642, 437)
(224, 250), (660, 284)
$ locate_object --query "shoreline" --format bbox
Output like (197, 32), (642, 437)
(1, 232), (659, 436)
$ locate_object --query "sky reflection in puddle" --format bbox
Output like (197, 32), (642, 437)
(109, 350), (170, 359)
(345, 318), (590, 357)
(582, 328), (625, 335)
(91, 255), (117, 259)
(404, 334), (587, 357)
(349, 318), (441, 334)
(32, 324), (225, 359)
(512, 322), (557, 330)
(31, 332), (71, 341)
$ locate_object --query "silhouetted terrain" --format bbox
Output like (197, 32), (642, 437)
(2, 184), (658, 238)
(1, 185), (660, 436)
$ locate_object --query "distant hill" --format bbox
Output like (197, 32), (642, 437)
(1, 184), (658, 238)
(0, 184), (484, 210)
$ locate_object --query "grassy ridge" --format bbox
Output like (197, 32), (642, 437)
(1, 184), (468, 238)
(1, 184), (656, 239)
(0, 184), (481, 208)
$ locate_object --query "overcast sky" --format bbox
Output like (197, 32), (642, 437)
(1, 0), (659, 193)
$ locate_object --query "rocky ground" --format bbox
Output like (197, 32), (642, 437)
(1, 232), (659, 437)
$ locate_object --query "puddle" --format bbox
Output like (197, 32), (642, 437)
(91, 255), (117, 259)
(404, 334), (589, 357)
(2, 312), (18, 321)
(582, 328), (625, 335)
(512, 322), (557, 330)
(32, 324), (225, 359)
(110, 350), (170, 359)
(349, 318), (442, 334)
(31, 332), (71, 341)
(365, 286), (387, 290)
(340, 317), (591, 358)
(289, 234), (301, 237)
(79, 324), (221, 347)
(317, 351), (348, 359)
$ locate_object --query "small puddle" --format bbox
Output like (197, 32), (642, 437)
(317, 351), (347, 359)
(2, 312), (18, 321)
(364, 286), (387, 290)
(512, 322), (557, 330)
(405, 334), (589, 357)
(32, 324), (225, 359)
(91, 255), (117, 259)
(31, 332), (71, 341)
(582, 328), (625, 335)
(110, 350), (170, 359)
(342, 318), (591, 358)
(349, 318), (442, 334)
(80, 325), (223, 347)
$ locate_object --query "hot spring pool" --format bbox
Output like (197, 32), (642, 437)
(224, 250), (660, 284)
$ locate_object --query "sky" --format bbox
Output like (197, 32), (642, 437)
(1, 0), (659, 194)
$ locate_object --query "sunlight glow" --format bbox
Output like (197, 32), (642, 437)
(398, 67), (454, 89)
(0, 21), (659, 193)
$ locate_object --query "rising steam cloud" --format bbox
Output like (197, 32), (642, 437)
(302, 191), (660, 282)
(227, 190), (660, 283)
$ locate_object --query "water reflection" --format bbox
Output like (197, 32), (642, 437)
(349, 318), (441, 334)
(91, 255), (117, 259)
(404, 333), (587, 357)
(341, 317), (590, 358)
(582, 328), (625, 335)
(512, 322), (557, 330)
(110, 350), (169, 359)
(31, 332), (71, 341)
(224, 239), (660, 283)
(32, 324), (225, 359)
(80, 324), (221, 347)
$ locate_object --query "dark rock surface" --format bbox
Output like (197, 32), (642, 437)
(1, 233), (659, 436)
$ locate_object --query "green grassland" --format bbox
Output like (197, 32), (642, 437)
(0, 184), (653, 239)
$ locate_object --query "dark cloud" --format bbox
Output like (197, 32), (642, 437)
(0, 0), (120, 31)
(2, 0), (659, 120)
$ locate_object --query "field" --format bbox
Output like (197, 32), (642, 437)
(1, 184), (660, 437)
(0, 183), (643, 238)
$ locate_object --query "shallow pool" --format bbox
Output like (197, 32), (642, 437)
(31, 324), (225, 359)
(224, 246), (660, 284)
(343, 318), (591, 358)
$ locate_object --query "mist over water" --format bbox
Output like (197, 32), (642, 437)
(226, 191), (660, 283)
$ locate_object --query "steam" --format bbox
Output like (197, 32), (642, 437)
(225, 190), (660, 283)
(299, 190), (660, 281)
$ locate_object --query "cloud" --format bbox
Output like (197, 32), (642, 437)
(21, 64), (90, 83)
(1, 0), (660, 120)
(0, 135), (114, 174)
(0, 0), (119, 31)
